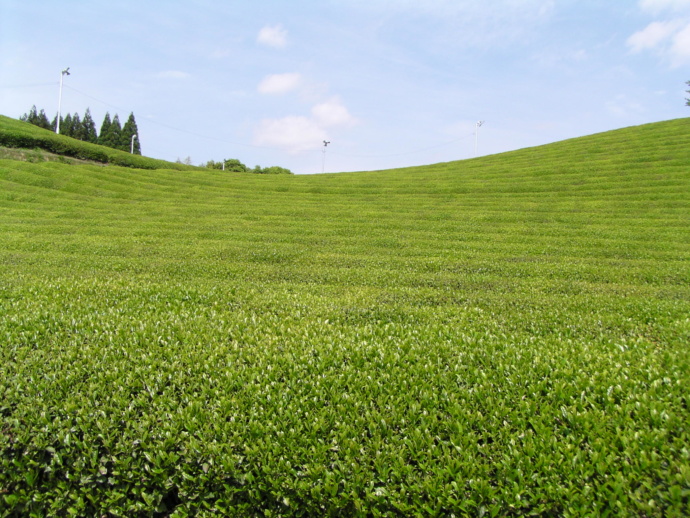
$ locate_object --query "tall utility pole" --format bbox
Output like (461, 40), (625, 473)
(131, 134), (138, 154)
(56, 67), (70, 134)
(322, 140), (330, 174)
(474, 120), (484, 156)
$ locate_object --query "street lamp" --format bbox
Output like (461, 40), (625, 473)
(131, 134), (138, 154)
(474, 120), (484, 157)
(56, 67), (70, 134)
(322, 140), (330, 174)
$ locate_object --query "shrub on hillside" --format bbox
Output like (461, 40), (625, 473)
(0, 127), (109, 162)
(259, 165), (293, 175)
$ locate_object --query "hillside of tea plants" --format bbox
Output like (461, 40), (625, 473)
(1, 117), (689, 516)
(0, 115), (197, 171)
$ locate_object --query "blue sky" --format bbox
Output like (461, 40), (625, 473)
(1, 0), (689, 173)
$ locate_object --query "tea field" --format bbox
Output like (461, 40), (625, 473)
(1, 117), (689, 516)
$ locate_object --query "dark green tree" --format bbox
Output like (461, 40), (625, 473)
(61, 113), (74, 137)
(51, 114), (60, 132)
(204, 160), (222, 169)
(110, 114), (123, 151)
(224, 158), (248, 172)
(98, 113), (112, 146)
(37, 109), (52, 130)
(98, 112), (123, 149)
(261, 165), (293, 175)
(20, 106), (52, 130)
(19, 106), (39, 125)
(21, 106), (58, 131)
(120, 112), (141, 154)
(82, 108), (98, 143)
(72, 113), (87, 141)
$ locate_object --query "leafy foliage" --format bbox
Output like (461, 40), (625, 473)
(61, 113), (74, 137)
(0, 117), (689, 515)
(0, 115), (194, 171)
(204, 158), (293, 174)
(82, 108), (98, 144)
(19, 105), (52, 131)
(121, 113), (141, 155)
(21, 107), (142, 153)
(257, 165), (292, 175)
(109, 114), (123, 151)
(98, 112), (113, 147)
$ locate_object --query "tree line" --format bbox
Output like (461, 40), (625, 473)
(202, 158), (292, 175)
(20, 106), (141, 155)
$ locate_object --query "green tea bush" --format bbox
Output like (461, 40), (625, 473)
(0, 116), (196, 171)
(0, 118), (689, 516)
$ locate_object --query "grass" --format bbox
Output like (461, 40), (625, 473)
(0, 117), (689, 516)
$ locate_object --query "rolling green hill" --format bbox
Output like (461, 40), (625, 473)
(0, 115), (196, 171)
(1, 118), (689, 516)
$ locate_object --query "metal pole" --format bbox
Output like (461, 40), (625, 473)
(322, 140), (330, 173)
(56, 67), (70, 134)
(474, 120), (484, 156)
(131, 134), (137, 154)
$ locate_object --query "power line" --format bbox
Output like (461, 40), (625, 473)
(15, 82), (483, 162)
(63, 84), (124, 112)
(63, 84), (481, 159)
(329, 132), (475, 158)
(0, 82), (58, 89)
(62, 84), (273, 150)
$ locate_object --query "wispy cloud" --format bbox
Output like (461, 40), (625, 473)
(311, 97), (357, 128)
(254, 116), (326, 153)
(628, 20), (684, 51)
(629, 0), (690, 66)
(258, 73), (302, 95)
(257, 24), (288, 49)
(628, 19), (690, 65)
(254, 97), (356, 153)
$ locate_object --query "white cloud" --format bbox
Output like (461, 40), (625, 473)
(627, 20), (682, 51)
(629, 0), (690, 66)
(258, 73), (302, 95)
(670, 21), (690, 62)
(253, 97), (357, 154)
(311, 97), (357, 128)
(257, 24), (288, 49)
(156, 70), (190, 79)
(628, 19), (690, 65)
(254, 116), (326, 153)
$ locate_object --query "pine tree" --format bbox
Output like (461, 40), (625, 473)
(62, 113), (74, 137)
(20, 106), (54, 131)
(37, 109), (52, 130)
(20, 106), (40, 125)
(98, 113), (112, 147)
(72, 113), (87, 141)
(82, 108), (98, 143)
(120, 112), (141, 154)
(110, 114), (123, 151)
